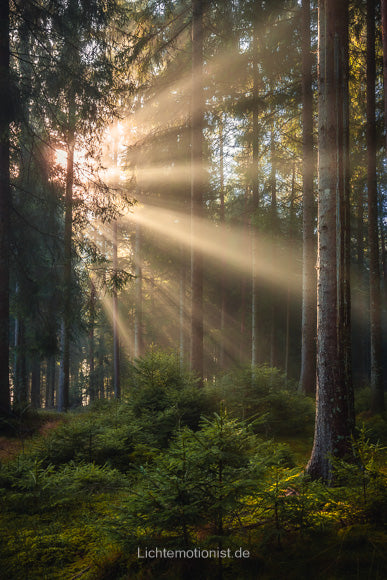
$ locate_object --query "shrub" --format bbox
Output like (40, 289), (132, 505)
(30, 404), (154, 471)
(127, 349), (212, 445)
(110, 411), (259, 548)
(210, 365), (315, 435)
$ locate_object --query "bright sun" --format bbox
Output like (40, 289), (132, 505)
(55, 147), (89, 169)
(55, 149), (68, 168)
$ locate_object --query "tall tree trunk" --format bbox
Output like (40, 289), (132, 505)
(190, 0), (204, 383)
(45, 355), (56, 408)
(179, 247), (186, 369)
(58, 114), (75, 412)
(251, 21), (260, 374)
(306, 0), (355, 482)
(367, 0), (384, 413)
(381, 0), (387, 156)
(112, 134), (120, 398)
(0, 0), (10, 415)
(112, 219), (120, 397)
(251, 227), (258, 372)
(285, 164), (296, 386)
(89, 279), (96, 403)
(219, 115), (226, 369)
(98, 333), (106, 399)
(134, 221), (143, 358)
(299, 0), (317, 395)
(269, 129), (278, 369)
(13, 12), (32, 410)
(30, 360), (41, 409)
(14, 309), (28, 408)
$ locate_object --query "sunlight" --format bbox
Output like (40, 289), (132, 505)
(55, 147), (89, 170)
(120, 204), (301, 297)
(99, 291), (135, 355)
(55, 149), (67, 168)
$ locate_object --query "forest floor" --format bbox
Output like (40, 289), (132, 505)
(0, 380), (386, 579)
(0, 412), (62, 462)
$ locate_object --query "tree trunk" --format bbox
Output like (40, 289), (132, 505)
(58, 116), (75, 412)
(89, 280), (96, 403)
(219, 116), (226, 370)
(112, 218), (120, 398)
(134, 220), (143, 358)
(381, 0), (387, 156)
(0, 0), (10, 415)
(190, 0), (205, 384)
(285, 164), (296, 386)
(269, 130), (279, 369)
(14, 314), (28, 408)
(251, 21), (260, 374)
(30, 360), (41, 409)
(299, 0), (317, 396)
(179, 248), (186, 369)
(367, 0), (384, 413)
(306, 0), (355, 482)
(251, 228), (258, 372)
(45, 355), (56, 408)
(112, 133), (120, 398)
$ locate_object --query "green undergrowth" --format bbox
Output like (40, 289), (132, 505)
(0, 356), (386, 579)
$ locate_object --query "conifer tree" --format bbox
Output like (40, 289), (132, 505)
(0, 0), (11, 415)
(306, 0), (355, 482)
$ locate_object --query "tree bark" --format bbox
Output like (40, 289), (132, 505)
(306, 0), (355, 482)
(58, 116), (75, 412)
(45, 355), (56, 408)
(0, 0), (11, 415)
(219, 115), (226, 370)
(179, 256), (186, 368)
(112, 133), (120, 398)
(381, 0), (387, 156)
(299, 0), (317, 396)
(134, 220), (143, 358)
(190, 0), (205, 384)
(269, 129), (279, 369)
(89, 280), (96, 403)
(30, 359), (41, 409)
(112, 219), (120, 397)
(14, 314), (28, 408)
(367, 0), (384, 413)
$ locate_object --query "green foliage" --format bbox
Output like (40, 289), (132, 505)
(357, 412), (387, 444)
(30, 404), (155, 471)
(211, 365), (315, 436)
(110, 411), (259, 548)
(329, 425), (387, 526)
(127, 349), (212, 445)
(0, 368), (386, 579)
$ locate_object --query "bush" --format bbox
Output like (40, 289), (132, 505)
(210, 365), (315, 436)
(110, 411), (259, 548)
(30, 404), (155, 471)
(126, 349), (212, 445)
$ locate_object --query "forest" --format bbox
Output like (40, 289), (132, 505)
(0, 0), (386, 578)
